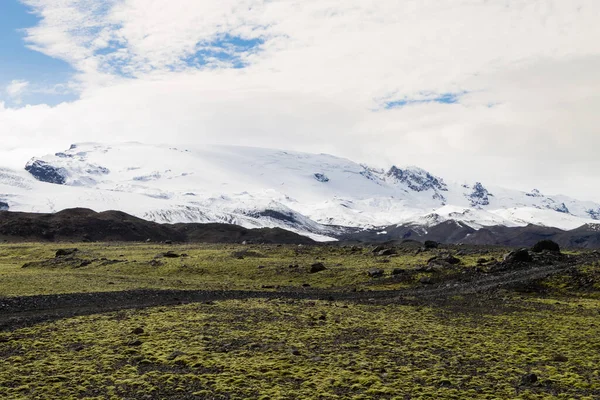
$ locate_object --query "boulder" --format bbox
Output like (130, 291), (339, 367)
(520, 373), (538, 385)
(442, 255), (461, 265)
(424, 240), (439, 249)
(367, 268), (385, 278)
(157, 251), (181, 258)
(531, 240), (560, 253)
(372, 245), (385, 254)
(309, 263), (327, 273)
(504, 249), (533, 263)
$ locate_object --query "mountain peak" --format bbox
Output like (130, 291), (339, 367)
(386, 165), (448, 192)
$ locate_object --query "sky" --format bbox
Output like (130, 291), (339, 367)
(0, 0), (600, 200)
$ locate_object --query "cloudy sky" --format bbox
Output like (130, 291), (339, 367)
(1, 0), (599, 200)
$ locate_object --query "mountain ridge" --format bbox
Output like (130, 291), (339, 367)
(2, 142), (600, 242)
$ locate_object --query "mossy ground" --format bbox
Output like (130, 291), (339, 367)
(0, 242), (508, 297)
(1, 297), (599, 399)
(1, 243), (599, 399)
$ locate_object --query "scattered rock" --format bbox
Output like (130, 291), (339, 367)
(309, 263), (327, 273)
(127, 339), (143, 347)
(131, 327), (144, 335)
(420, 276), (433, 285)
(372, 245), (385, 254)
(552, 354), (568, 362)
(377, 249), (395, 256)
(442, 255), (461, 265)
(167, 350), (186, 360)
(302, 283), (311, 287)
(290, 348), (301, 356)
(391, 268), (405, 275)
(257, 265), (266, 269)
(439, 379), (452, 387)
(367, 268), (385, 278)
(157, 251), (181, 258)
(520, 373), (538, 385)
(164, 240), (173, 245)
(424, 240), (439, 249)
(55, 248), (78, 257)
(532, 240), (560, 253)
(476, 258), (488, 265)
(504, 249), (533, 263)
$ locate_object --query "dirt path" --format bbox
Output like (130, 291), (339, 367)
(0, 258), (582, 331)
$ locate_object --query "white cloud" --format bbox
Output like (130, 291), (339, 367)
(5, 80), (30, 103)
(3, 0), (600, 200)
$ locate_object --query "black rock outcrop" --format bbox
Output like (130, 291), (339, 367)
(25, 160), (67, 184)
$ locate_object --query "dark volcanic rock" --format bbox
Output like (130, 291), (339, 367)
(55, 248), (78, 257)
(441, 254), (461, 265)
(531, 240), (560, 253)
(424, 240), (438, 249)
(504, 249), (533, 263)
(520, 373), (538, 385)
(377, 249), (395, 256)
(0, 201), (8, 211)
(367, 268), (385, 278)
(372, 245), (385, 253)
(157, 251), (181, 258)
(25, 159), (68, 184)
(309, 263), (327, 273)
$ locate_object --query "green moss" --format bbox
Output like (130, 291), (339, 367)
(0, 243), (444, 296)
(1, 297), (599, 399)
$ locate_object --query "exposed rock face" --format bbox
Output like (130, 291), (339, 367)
(0, 201), (8, 211)
(387, 166), (448, 202)
(466, 182), (492, 207)
(387, 166), (448, 192)
(25, 160), (68, 184)
(552, 202), (570, 214)
(526, 189), (543, 198)
(587, 209), (600, 220)
(314, 173), (329, 183)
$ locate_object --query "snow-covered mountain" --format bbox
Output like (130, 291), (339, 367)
(2, 142), (600, 241)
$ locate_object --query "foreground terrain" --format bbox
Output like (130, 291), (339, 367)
(1, 242), (599, 399)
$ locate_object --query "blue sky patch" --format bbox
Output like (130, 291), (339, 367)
(384, 91), (468, 109)
(0, 0), (77, 106)
(184, 34), (264, 69)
